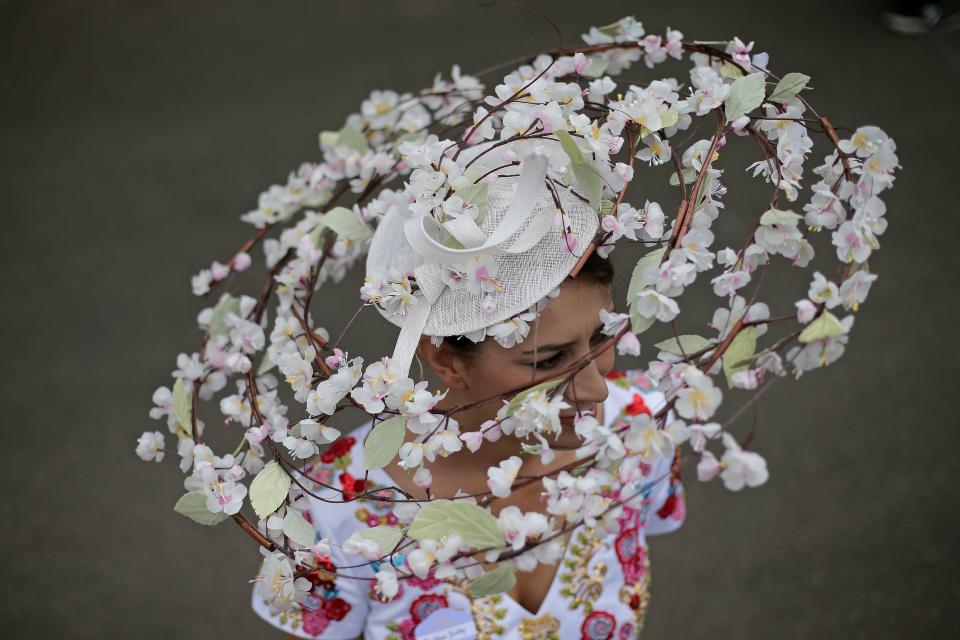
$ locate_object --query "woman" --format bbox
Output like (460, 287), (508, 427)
(250, 252), (685, 639)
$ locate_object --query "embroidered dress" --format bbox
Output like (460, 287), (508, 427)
(251, 371), (685, 639)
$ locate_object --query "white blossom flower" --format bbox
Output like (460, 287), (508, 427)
(135, 431), (165, 462)
(719, 433), (769, 490)
(256, 553), (313, 614)
(488, 456), (523, 498)
(675, 367), (722, 421)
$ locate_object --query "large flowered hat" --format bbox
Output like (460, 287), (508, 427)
(137, 14), (899, 614)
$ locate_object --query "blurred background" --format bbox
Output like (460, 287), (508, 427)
(2, 0), (958, 637)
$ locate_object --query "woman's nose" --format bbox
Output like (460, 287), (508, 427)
(565, 357), (609, 409)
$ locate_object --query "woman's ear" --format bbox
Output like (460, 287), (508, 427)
(415, 337), (469, 390)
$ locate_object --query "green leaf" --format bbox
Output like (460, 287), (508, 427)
(456, 182), (489, 222)
(669, 167), (698, 186)
(256, 353), (276, 376)
(798, 310), (847, 343)
(720, 62), (745, 79)
(282, 509), (316, 547)
(599, 199), (615, 216)
(209, 295), (241, 338)
(506, 378), (566, 417)
(319, 130), (340, 148)
(362, 415), (407, 470)
(769, 72), (811, 103)
(337, 124), (370, 154)
(249, 461), (291, 519)
(723, 326), (757, 387)
(358, 525), (404, 553)
(655, 334), (712, 356)
(759, 208), (802, 227)
(323, 206), (373, 242)
(555, 129), (602, 209)
(629, 308), (656, 336)
(408, 499), (505, 549)
(626, 247), (666, 304)
(468, 563), (517, 597)
(172, 378), (192, 436)
(583, 57), (609, 78)
(173, 491), (228, 526)
(659, 106), (679, 130)
(724, 72), (766, 123)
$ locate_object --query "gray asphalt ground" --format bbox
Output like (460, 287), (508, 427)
(2, 1), (958, 638)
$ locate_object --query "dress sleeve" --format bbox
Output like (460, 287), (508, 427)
(250, 498), (372, 638)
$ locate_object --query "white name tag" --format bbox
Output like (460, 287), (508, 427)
(413, 607), (478, 640)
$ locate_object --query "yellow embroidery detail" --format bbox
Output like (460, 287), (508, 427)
(519, 612), (560, 640)
(557, 524), (609, 613)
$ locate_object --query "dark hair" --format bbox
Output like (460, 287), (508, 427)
(442, 250), (614, 357)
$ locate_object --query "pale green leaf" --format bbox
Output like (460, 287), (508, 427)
(555, 129), (603, 209)
(362, 415), (407, 470)
(759, 208), (802, 227)
(456, 182), (489, 222)
(583, 57), (609, 78)
(723, 326), (757, 386)
(209, 295), (241, 338)
(336, 124), (370, 154)
(468, 563), (516, 597)
(323, 207), (373, 242)
(256, 353), (275, 376)
(282, 509), (316, 547)
(249, 461), (291, 519)
(358, 525), (404, 553)
(725, 72), (766, 123)
(629, 308), (657, 336)
(669, 167), (698, 186)
(626, 247), (666, 304)
(798, 310), (847, 343)
(173, 490), (228, 526)
(506, 378), (566, 417)
(720, 62), (745, 79)
(408, 499), (505, 549)
(172, 378), (192, 436)
(599, 199), (614, 216)
(655, 334), (712, 356)
(659, 106), (679, 130)
(319, 130), (339, 148)
(769, 72), (811, 103)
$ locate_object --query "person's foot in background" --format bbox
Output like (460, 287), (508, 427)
(883, 1), (960, 34)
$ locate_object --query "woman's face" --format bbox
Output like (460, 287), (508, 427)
(428, 279), (616, 442)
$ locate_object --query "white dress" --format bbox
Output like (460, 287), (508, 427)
(251, 371), (685, 640)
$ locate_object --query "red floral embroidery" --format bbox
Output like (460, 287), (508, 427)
(320, 436), (355, 463)
(338, 471), (367, 500)
(618, 621), (636, 638)
(581, 610), (617, 639)
(606, 369), (627, 380)
(624, 393), (651, 416)
(614, 527), (648, 584)
(323, 596), (352, 621)
(409, 593), (448, 624)
(301, 607), (330, 636)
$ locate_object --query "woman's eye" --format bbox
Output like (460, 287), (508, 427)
(531, 352), (564, 369)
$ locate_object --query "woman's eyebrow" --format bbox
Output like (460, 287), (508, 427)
(520, 340), (574, 355)
(520, 322), (607, 355)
